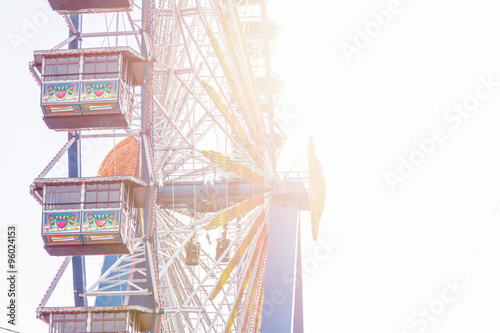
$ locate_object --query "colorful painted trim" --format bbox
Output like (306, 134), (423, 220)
(83, 211), (120, 231)
(43, 212), (80, 233)
(83, 233), (121, 244)
(44, 234), (82, 245)
(81, 81), (117, 101)
(81, 103), (119, 114)
(42, 83), (79, 103)
(43, 104), (80, 116)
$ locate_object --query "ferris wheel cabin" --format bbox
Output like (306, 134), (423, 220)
(38, 305), (153, 333)
(47, 0), (134, 14)
(33, 47), (146, 131)
(33, 176), (148, 256)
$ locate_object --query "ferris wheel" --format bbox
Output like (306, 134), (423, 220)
(28, 0), (326, 332)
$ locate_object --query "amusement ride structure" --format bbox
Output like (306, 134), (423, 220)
(28, 0), (326, 332)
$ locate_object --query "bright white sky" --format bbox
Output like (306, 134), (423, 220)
(3, 0), (500, 332)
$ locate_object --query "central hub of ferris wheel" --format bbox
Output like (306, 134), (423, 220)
(28, 0), (326, 332)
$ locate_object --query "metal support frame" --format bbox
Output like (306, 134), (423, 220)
(31, 1), (315, 332)
(151, 0), (275, 185)
(67, 14), (88, 309)
(87, 242), (150, 300)
(260, 198), (302, 333)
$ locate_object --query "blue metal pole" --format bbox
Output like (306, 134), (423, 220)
(140, 0), (153, 237)
(128, 2), (157, 331)
(68, 13), (87, 308)
(293, 225), (304, 333)
(260, 199), (301, 332)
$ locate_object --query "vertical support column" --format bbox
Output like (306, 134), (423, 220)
(140, 0), (153, 239)
(136, 1), (159, 332)
(261, 199), (302, 333)
(293, 225), (304, 333)
(68, 13), (87, 308)
(69, 134), (87, 307)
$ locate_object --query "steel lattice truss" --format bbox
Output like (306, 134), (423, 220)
(151, 0), (275, 183)
(148, 2), (279, 330)
(153, 198), (271, 332)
